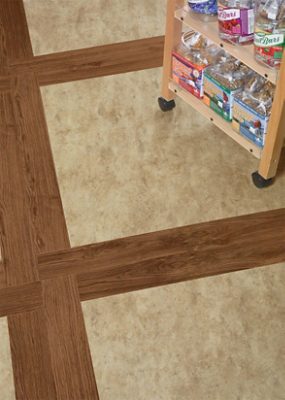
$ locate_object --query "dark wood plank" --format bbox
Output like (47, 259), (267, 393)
(0, 88), (58, 399)
(0, 90), (38, 286)
(0, 281), (42, 317)
(0, 261), (5, 288)
(38, 209), (285, 300)
(43, 276), (99, 400)
(0, 77), (11, 91)
(78, 242), (284, 301)
(12, 74), (70, 253)
(8, 311), (57, 400)
(0, 0), (33, 65)
(0, 1), (61, 391)
(10, 36), (164, 85)
(9, 72), (99, 399)
(3, 208), (285, 315)
(38, 225), (188, 280)
(0, 0), (99, 395)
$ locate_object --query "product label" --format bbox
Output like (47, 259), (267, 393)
(172, 52), (204, 99)
(218, 6), (254, 36)
(203, 72), (241, 121)
(233, 98), (268, 148)
(254, 32), (284, 47)
(218, 8), (240, 21)
(254, 30), (284, 66)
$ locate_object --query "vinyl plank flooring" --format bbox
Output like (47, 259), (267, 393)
(0, 261), (6, 289)
(12, 74), (70, 253)
(8, 311), (57, 400)
(0, 282), (42, 317)
(0, 91), (39, 286)
(38, 209), (285, 282)
(0, 87), (58, 399)
(0, 1), (98, 397)
(2, 207), (285, 316)
(43, 276), (98, 400)
(9, 73), (99, 399)
(1, 1), (284, 399)
(0, 0), (33, 64)
(10, 37), (164, 86)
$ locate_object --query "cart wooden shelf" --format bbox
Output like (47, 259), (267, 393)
(160, 0), (285, 188)
(169, 80), (262, 158)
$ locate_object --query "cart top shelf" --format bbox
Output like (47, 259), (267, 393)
(175, 7), (279, 85)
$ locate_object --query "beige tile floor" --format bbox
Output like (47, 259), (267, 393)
(40, 69), (285, 246)
(40, 68), (285, 400)
(24, 0), (166, 55)
(0, 318), (15, 400)
(0, 1), (284, 399)
(82, 263), (285, 400)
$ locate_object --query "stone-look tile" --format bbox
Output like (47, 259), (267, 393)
(41, 68), (285, 247)
(82, 263), (285, 400)
(23, 0), (166, 55)
(6, 3), (285, 400)
(0, 318), (15, 400)
(41, 68), (285, 400)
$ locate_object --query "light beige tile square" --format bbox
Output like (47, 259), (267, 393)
(41, 68), (285, 247)
(82, 263), (285, 400)
(40, 66), (285, 399)
(0, 318), (15, 400)
(24, 0), (166, 55)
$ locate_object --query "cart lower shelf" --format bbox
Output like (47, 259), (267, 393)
(168, 80), (262, 159)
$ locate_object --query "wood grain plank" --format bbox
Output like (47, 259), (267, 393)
(0, 281), (42, 317)
(2, 208), (285, 316)
(12, 74), (70, 253)
(78, 237), (285, 301)
(8, 310), (57, 400)
(38, 227), (189, 280)
(0, 261), (5, 288)
(10, 36), (164, 85)
(0, 0), (33, 64)
(38, 209), (285, 301)
(0, 2), (61, 396)
(0, 88), (58, 399)
(43, 276), (99, 400)
(0, 76), (11, 91)
(0, 91), (38, 286)
(39, 209), (285, 284)
(0, 1), (98, 396)
(10, 72), (99, 399)
(2, 208), (285, 315)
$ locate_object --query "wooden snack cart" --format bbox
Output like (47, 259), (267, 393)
(159, 0), (285, 188)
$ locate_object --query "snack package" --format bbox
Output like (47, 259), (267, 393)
(254, 0), (285, 68)
(172, 31), (224, 98)
(203, 56), (253, 121)
(188, 0), (217, 16)
(232, 75), (275, 147)
(218, 0), (255, 45)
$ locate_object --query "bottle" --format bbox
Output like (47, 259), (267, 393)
(254, 0), (285, 68)
(188, 0), (218, 19)
(218, 0), (255, 44)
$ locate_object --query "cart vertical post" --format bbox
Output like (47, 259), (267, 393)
(253, 59), (285, 187)
(161, 0), (184, 101)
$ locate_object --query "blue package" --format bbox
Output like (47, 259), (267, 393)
(188, 0), (217, 15)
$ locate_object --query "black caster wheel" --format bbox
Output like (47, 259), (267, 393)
(252, 171), (274, 189)
(158, 97), (176, 112)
